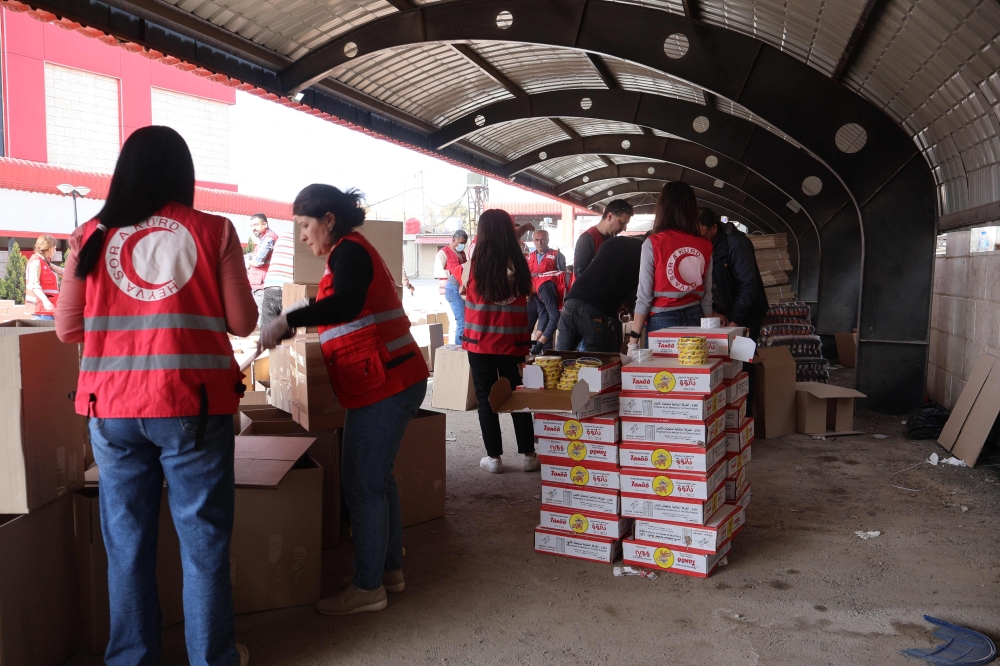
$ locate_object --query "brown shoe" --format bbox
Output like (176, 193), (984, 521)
(316, 584), (387, 616)
(341, 570), (405, 593)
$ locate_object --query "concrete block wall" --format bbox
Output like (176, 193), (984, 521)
(927, 230), (1000, 408)
(151, 88), (230, 184)
(44, 63), (121, 173)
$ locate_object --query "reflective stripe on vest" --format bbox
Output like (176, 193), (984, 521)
(84, 314), (227, 332)
(318, 307), (407, 345)
(386, 332), (417, 352)
(464, 302), (528, 313)
(464, 322), (527, 335)
(81, 354), (233, 372)
(653, 290), (704, 299)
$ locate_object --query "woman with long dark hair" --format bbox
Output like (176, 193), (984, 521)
(631, 182), (721, 339)
(55, 126), (257, 666)
(259, 184), (428, 616)
(461, 209), (537, 474)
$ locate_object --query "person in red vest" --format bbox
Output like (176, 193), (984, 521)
(527, 229), (566, 354)
(434, 229), (468, 341)
(259, 184), (428, 616)
(54, 126), (257, 666)
(25, 233), (63, 320)
(462, 209), (537, 474)
(573, 199), (633, 277)
(631, 182), (726, 345)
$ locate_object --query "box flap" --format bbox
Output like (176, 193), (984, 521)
(794, 382), (866, 399)
(233, 435), (316, 488)
(938, 353), (996, 451)
(950, 357), (1000, 467)
(489, 378), (594, 414)
(755, 346), (796, 368)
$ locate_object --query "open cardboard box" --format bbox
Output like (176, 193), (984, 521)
(489, 378), (619, 419)
(754, 346), (797, 439)
(938, 350), (1000, 467)
(522, 351), (624, 392)
(647, 326), (747, 357)
(794, 382), (866, 435)
(834, 331), (858, 368)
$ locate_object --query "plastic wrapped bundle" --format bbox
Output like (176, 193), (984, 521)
(765, 301), (811, 319)
(761, 315), (811, 327)
(760, 322), (816, 337)
(795, 357), (830, 383)
(759, 334), (824, 358)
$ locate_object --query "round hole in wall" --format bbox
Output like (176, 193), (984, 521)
(802, 176), (823, 196)
(714, 179), (724, 188)
(496, 10), (513, 29)
(693, 116), (710, 133)
(607, 190), (614, 197)
(474, 114), (486, 127)
(580, 97), (592, 110)
(539, 151), (547, 160)
(582, 176), (590, 183)
(621, 139), (631, 150)
(705, 155), (718, 168)
(835, 123), (867, 153)
(647, 167), (656, 175)
(663, 33), (689, 59)
(344, 42), (358, 58)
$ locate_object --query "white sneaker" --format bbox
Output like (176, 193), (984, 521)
(523, 453), (540, 472)
(480, 456), (503, 474)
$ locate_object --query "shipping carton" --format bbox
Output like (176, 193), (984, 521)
(412, 322), (444, 371)
(533, 413), (620, 443)
(725, 416), (755, 453)
(540, 462), (619, 489)
(727, 445), (752, 476)
(536, 438), (619, 468)
(722, 358), (744, 380)
(292, 337), (347, 431)
(283, 283), (320, 335)
(938, 351), (1000, 467)
(724, 371), (750, 404)
(540, 481), (620, 517)
(795, 382), (866, 435)
(621, 357), (724, 394)
(753, 346), (797, 439)
(648, 326), (746, 357)
(620, 485), (726, 524)
(619, 390), (715, 421)
(726, 465), (748, 501)
(539, 506), (631, 538)
(534, 526), (621, 563)
(632, 502), (745, 553)
(621, 413), (724, 446)
(622, 537), (731, 577)
(0, 327), (85, 513)
(431, 345), (476, 411)
(0, 495), (78, 666)
(834, 331), (858, 368)
(724, 396), (748, 429)
(394, 410), (447, 527)
(294, 220), (404, 300)
(618, 435), (727, 473)
(620, 462), (728, 501)
(522, 351), (624, 393)
(712, 384), (728, 412)
(488, 377), (619, 418)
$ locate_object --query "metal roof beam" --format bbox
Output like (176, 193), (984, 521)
(451, 44), (527, 98)
(550, 118), (581, 140)
(384, 0), (417, 10)
(587, 53), (622, 90)
(831, 0), (885, 83)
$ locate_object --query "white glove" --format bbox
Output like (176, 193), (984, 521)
(627, 342), (639, 356)
(260, 314), (291, 350)
(281, 298), (310, 316)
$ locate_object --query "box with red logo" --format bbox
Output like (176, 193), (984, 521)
(539, 506), (631, 538)
(632, 502), (746, 553)
(725, 416), (754, 453)
(620, 485), (726, 524)
(541, 463), (619, 489)
(522, 352), (624, 393)
(619, 391), (715, 421)
(621, 358), (723, 394)
(727, 445), (752, 476)
(726, 466), (747, 501)
(534, 526), (621, 563)
(533, 413), (620, 443)
(488, 378), (619, 419)
(622, 537), (731, 577)
(723, 371), (750, 404)
(722, 359), (744, 380)
(724, 396), (747, 429)
(537, 439), (619, 468)
(618, 435), (727, 473)
(619, 461), (727, 501)
(620, 412), (724, 446)
(540, 482), (620, 517)
(711, 385), (727, 413)
(648, 327), (746, 357)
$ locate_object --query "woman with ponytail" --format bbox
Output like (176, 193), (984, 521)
(259, 184), (428, 616)
(55, 126), (256, 666)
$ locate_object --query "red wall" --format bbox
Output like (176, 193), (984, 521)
(0, 8), (236, 188)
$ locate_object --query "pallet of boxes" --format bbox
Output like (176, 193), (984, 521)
(750, 233), (796, 304)
(758, 301), (830, 383)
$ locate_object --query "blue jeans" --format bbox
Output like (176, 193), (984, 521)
(342, 379), (427, 591)
(32, 314), (54, 320)
(648, 304), (704, 332)
(445, 280), (465, 342)
(89, 415), (238, 666)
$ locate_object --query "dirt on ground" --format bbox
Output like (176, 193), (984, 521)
(69, 377), (1000, 665)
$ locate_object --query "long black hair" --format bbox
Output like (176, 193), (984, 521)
(651, 181), (700, 236)
(292, 184), (366, 241)
(75, 126), (196, 278)
(471, 209), (532, 303)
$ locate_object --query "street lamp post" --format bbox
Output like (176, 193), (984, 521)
(57, 184), (91, 228)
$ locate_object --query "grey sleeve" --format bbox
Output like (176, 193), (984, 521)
(701, 255), (714, 316)
(574, 234), (595, 275)
(557, 251), (567, 272)
(634, 238), (655, 316)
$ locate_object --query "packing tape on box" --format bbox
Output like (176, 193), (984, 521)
(701, 317), (722, 329)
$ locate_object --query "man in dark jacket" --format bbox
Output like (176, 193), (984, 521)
(698, 209), (769, 414)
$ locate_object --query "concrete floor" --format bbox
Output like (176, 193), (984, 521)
(70, 377), (1000, 665)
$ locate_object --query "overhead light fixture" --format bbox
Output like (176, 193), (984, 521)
(57, 184), (91, 228)
(293, 92), (305, 102)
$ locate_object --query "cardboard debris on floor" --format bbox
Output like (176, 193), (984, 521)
(794, 382), (866, 436)
(431, 345), (477, 411)
(938, 350), (1000, 467)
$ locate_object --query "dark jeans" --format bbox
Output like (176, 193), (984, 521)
(444, 279), (465, 342)
(648, 304), (704, 332)
(743, 321), (762, 416)
(89, 415), (238, 666)
(528, 281), (560, 347)
(467, 352), (535, 458)
(342, 379), (427, 591)
(253, 287), (283, 330)
(555, 299), (617, 353)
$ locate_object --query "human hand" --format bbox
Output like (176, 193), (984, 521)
(627, 342), (638, 356)
(712, 311), (730, 326)
(260, 314), (291, 350)
(42, 299), (55, 313)
(408, 285), (415, 295)
(530, 341), (545, 356)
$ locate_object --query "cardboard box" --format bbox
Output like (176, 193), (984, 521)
(620, 358), (723, 394)
(536, 438), (619, 467)
(620, 413), (724, 446)
(394, 409), (447, 527)
(0, 327), (85, 513)
(412, 322), (444, 372)
(711, 384), (727, 412)
(533, 413), (621, 443)
(632, 503), (745, 553)
(73, 487), (184, 654)
(619, 390), (715, 421)
(522, 352), (624, 393)
(754, 346), (797, 439)
(0, 494), (78, 666)
(283, 283), (319, 336)
(622, 537), (731, 577)
(737, 484), (752, 509)
(618, 436), (727, 473)
(724, 371), (750, 404)
(938, 351), (1000, 467)
(534, 526), (621, 564)
(727, 445), (752, 476)
(540, 463), (620, 490)
(540, 481), (620, 517)
(539, 506), (631, 538)
(488, 378), (619, 418)
(620, 485), (726, 524)
(724, 396), (748, 429)
(834, 331), (858, 368)
(648, 326), (746, 357)
(431, 345), (476, 411)
(294, 220), (403, 300)
(292, 337), (347, 431)
(722, 358), (743, 380)
(231, 435), (323, 614)
(726, 465), (748, 501)
(725, 416), (755, 453)
(620, 462), (727, 501)
(795, 382), (866, 435)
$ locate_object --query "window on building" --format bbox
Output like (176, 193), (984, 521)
(151, 88), (230, 184)
(44, 63), (121, 173)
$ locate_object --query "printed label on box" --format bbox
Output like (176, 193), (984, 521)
(620, 413), (724, 445)
(724, 372), (750, 404)
(618, 391), (713, 421)
(534, 414), (620, 443)
(620, 462), (728, 500)
(723, 359), (744, 380)
(542, 463), (620, 490)
(724, 397), (747, 429)
(537, 439), (619, 467)
(725, 417), (754, 453)
(534, 527), (621, 563)
(648, 327), (744, 357)
(737, 484), (752, 509)
(633, 503), (744, 552)
(540, 482), (620, 516)
(618, 437), (727, 473)
(620, 486), (726, 524)
(622, 539), (731, 577)
(539, 506), (631, 538)
(711, 386), (727, 414)
(621, 360), (723, 395)
(725, 466), (747, 501)
(726, 445), (752, 476)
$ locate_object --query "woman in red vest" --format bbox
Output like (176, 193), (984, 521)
(631, 182), (722, 342)
(461, 209), (537, 474)
(55, 126), (256, 666)
(25, 233), (63, 320)
(434, 229), (468, 341)
(260, 184), (428, 616)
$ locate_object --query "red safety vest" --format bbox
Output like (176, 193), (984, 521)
(26, 254), (60, 315)
(247, 228), (278, 289)
(461, 262), (531, 356)
(317, 232), (428, 409)
(438, 245), (467, 295)
(75, 203), (243, 418)
(649, 230), (714, 312)
(585, 226), (607, 256)
(528, 249), (566, 307)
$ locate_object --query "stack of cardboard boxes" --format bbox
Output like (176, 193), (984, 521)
(616, 328), (753, 578)
(0, 299), (30, 322)
(749, 234), (796, 303)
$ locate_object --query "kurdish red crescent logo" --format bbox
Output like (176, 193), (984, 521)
(105, 216), (198, 301)
(664, 246), (706, 292)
